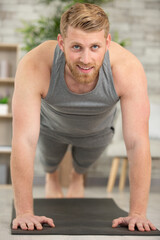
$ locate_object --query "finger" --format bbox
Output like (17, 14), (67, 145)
(112, 218), (124, 228)
(19, 222), (28, 230)
(136, 222), (145, 232)
(12, 219), (19, 230)
(128, 222), (136, 231)
(112, 219), (119, 227)
(148, 222), (157, 231)
(26, 222), (34, 231)
(39, 216), (55, 227)
(143, 223), (151, 232)
(31, 220), (43, 230)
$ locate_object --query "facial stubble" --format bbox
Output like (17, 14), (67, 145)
(64, 51), (105, 84)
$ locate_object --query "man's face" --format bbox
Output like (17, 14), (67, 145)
(58, 26), (111, 84)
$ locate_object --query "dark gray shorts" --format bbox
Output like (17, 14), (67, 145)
(37, 125), (114, 174)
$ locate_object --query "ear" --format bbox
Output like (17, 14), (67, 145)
(106, 33), (111, 50)
(57, 34), (64, 52)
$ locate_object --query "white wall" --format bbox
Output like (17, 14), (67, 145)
(0, 0), (159, 97)
(0, 0), (160, 181)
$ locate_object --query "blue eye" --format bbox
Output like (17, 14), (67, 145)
(92, 45), (99, 49)
(73, 45), (80, 50)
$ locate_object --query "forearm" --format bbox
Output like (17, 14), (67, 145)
(127, 140), (151, 217)
(11, 139), (36, 216)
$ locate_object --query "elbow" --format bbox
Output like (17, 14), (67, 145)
(124, 135), (137, 152)
(11, 133), (39, 151)
(125, 136), (150, 154)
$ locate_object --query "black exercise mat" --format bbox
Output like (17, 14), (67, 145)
(11, 198), (160, 235)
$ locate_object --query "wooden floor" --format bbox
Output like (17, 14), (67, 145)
(0, 185), (160, 240)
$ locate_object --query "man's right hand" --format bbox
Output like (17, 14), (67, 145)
(12, 213), (55, 231)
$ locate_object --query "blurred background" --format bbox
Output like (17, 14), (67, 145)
(0, 0), (159, 193)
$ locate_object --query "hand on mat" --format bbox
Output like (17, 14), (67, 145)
(112, 215), (157, 232)
(12, 213), (55, 230)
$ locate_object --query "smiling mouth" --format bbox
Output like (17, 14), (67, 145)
(77, 65), (93, 73)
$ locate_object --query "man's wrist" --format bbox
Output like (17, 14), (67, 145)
(16, 209), (34, 217)
(129, 211), (146, 218)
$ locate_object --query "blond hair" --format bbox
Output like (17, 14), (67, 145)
(60, 3), (109, 38)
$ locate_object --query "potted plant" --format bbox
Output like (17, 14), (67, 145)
(0, 96), (9, 115)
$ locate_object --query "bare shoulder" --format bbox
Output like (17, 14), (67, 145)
(109, 41), (147, 97)
(16, 40), (58, 98)
(19, 40), (57, 70)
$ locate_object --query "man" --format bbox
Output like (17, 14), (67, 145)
(11, 3), (156, 232)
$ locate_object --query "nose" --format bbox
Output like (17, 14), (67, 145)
(80, 49), (91, 65)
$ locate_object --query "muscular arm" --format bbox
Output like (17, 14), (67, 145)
(120, 62), (151, 217)
(110, 46), (156, 231)
(11, 43), (55, 230)
(11, 57), (42, 216)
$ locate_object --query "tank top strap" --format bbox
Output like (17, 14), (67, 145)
(44, 44), (65, 102)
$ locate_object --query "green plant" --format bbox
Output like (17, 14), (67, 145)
(0, 97), (9, 104)
(17, 0), (130, 52)
(112, 31), (130, 47)
(18, 14), (62, 52)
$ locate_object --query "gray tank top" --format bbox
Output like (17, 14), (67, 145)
(40, 44), (119, 138)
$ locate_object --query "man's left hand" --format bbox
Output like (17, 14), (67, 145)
(112, 214), (157, 231)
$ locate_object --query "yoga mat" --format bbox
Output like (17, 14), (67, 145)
(11, 198), (160, 235)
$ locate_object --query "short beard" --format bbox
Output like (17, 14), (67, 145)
(67, 62), (99, 84)
(64, 52), (104, 84)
